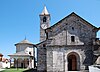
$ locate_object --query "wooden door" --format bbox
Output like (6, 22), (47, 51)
(68, 54), (77, 71)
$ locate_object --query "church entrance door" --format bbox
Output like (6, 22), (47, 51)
(68, 54), (77, 71)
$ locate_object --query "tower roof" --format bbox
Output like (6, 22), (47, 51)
(19, 39), (32, 44)
(15, 39), (33, 45)
(40, 6), (49, 15)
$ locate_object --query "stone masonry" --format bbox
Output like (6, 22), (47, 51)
(37, 7), (100, 72)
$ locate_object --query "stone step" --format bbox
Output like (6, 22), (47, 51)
(68, 70), (89, 72)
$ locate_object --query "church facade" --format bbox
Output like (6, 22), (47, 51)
(37, 6), (100, 72)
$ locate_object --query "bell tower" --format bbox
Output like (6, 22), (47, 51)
(39, 6), (50, 42)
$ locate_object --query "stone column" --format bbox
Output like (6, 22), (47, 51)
(16, 58), (18, 69)
(21, 57), (26, 68)
(32, 58), (34, 68)
(28, 58), (30, 69)
(10, 58), (12, 68)
(14, 57), (19, 69)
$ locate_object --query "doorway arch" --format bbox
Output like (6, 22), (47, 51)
(67, 52), (80, 71)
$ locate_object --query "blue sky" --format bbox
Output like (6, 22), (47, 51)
(0, 0), (100, 58)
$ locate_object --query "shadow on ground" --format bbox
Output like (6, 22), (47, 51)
(23, 68), (37, 72)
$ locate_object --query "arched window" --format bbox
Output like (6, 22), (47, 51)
(43, 16), (47, 22)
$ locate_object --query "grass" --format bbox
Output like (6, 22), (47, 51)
(1, 68), (27, 72)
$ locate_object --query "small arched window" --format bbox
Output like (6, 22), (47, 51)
(72, 27), (74, 30)
(43, 16), (47, 22)
(43, 44), (46, 47)
(29, 52), (31, 55)
(71, 36), (75, 42)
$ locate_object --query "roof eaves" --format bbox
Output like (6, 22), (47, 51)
(46, 12), (75, 30)
(72, 12), (97, 29)
(46, 12), (98, 31)
(36, 40), (47, 46)
(15, 43), (34, 46)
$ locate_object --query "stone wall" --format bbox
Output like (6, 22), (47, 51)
(37, 47), (47, 71)
(47, 47), (53, 71)
(47, 47), (64, 72)
(47, 15), (97, 46)
(46, 46), (92, 72)
(37, 12), (98, 72)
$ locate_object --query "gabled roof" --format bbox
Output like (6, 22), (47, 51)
(46, 12), (98, 30)
(40, 6), (49, 15)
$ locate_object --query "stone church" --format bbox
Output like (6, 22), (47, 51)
(37, 6), (100, 72)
